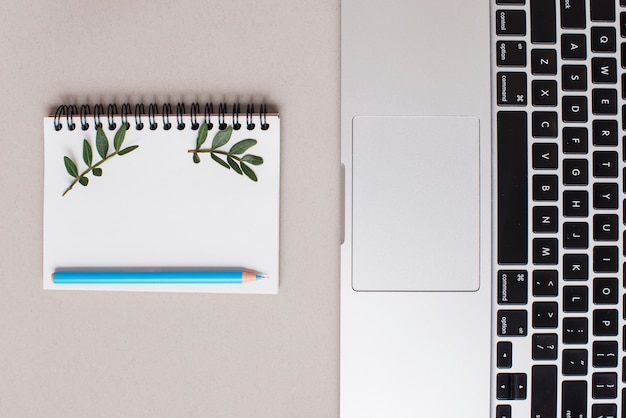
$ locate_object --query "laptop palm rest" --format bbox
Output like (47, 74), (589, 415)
(352, 115), (480, 291)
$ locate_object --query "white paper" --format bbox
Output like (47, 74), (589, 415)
(43, 114), (280, 294)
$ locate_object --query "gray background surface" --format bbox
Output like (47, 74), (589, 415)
(0, 1), (340, 416)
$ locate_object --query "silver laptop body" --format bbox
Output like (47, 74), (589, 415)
(341, 1), (492, 416)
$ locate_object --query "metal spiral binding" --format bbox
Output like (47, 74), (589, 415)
(52, 102), (270, 132)
(107, 104), (117, 130)
(80, 105), (90, 130)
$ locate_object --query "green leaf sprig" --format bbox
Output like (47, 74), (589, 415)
(189, 123), (263, 182)
(62, 125), (139, 196)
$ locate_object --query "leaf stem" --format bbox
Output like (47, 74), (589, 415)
(188, 149), (244, 162)
(62, 151), (119, 196)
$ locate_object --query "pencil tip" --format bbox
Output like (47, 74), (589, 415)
(256, 274), (268, 280)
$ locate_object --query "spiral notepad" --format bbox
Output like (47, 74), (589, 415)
(43, 102), (280, 294)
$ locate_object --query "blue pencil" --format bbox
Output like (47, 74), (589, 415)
(53, 270), (266, 284)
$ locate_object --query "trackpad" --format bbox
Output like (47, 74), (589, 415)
(352, 116), (480, 291)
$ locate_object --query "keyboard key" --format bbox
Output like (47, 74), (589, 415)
(532, 333), (558, 360)
(531, 49), (557, 74)
(563, 190), (589, 217)
(495, 405), (511, 418)
(592, 89), (618, 114)
(561, 0), (587, 29)
(497, 270), (528, 304)
(533, 206), (558, 233)
(591, 404), (617, 418)
(563, 349), (588, 375)
(532, 112), (558, 136)
(531, 365), (557, 418)
(562, 96), (588, 122)
(562, 381), (587, 418)
(622, 43), (626, 67)
(593, 246), (619, 272)
(621, 12), (626, 36)
(497, 341), (513, 368)
(591, 26), (617, 52)
(530, 0), (556, 42)
(533, 270), (558, 296)
(563, 159), (588, 185)
(563, 285), (589, 312)
(532, 80), (558, 106)
(496, 41), (527, 66)
(593, 277), (619, 304)
(533, 143), (558, 168)
(497, 72), (527, 105)
(561, 33), (587, 59)
(497, 112), (528, 264)
(563, 127), (588, 153)
(593, 309), (619, 335)
(562, 65), (587, 91)
(593, 152), (618, 177)
(533, 302), (558, 328)
(563, 222), (588, 249)
(593, 214), (619, 241)
(496, 10), (527, 35)
(591, 0), (615, 21)
(497, 0), (525, 3)
(563, 254), (589, 280)
(497, 373), (527, 400)
(593, 183), (619, 209)
(592, 120), (618, 145)
(563, 317), (588, 343)
(533, 238), (558, 264)
(512, 373), (527, 399)
(496, 373), (511, 400)
(593, 341), (618, 367)
(498, 310), (528, 336)
(592, 373), (617, 399)
(592, 57), (617, 82)
(533, 175), (558, 200)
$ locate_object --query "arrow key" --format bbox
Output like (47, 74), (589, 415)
(496, 373), (527, 400)
(512, 373), (527, 399)
(497, 341), (513, 368)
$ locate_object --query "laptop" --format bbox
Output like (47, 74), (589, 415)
(341, 1), (623, 417)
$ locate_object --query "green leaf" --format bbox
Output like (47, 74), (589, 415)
(241, 162), (258, 182)
(118, 145), (139, 155)
(64, 156), (79, 178)
(113, 124), (127, 152)
(92, 168), (103, 176)
(227, 156), (242, 174)
(78, 176), (89, 186)
(196, 122), (208, 149)
(82, 140), (92, 166)
(96, 127), (109, 159)
(211, 153), (230, 169)
(192, 152), (200, 164)
(241, 154), (263, 165)
(229, 139), (257, 155)
(211, 126), (232, 148)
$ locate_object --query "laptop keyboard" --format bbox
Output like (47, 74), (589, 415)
(493, 1), (626, 417)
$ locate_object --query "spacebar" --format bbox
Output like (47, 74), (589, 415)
(497, 111), (528, 264)
(531, 365), (557, 418)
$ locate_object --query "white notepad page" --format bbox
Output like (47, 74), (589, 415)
(43, 114), (280, 294)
